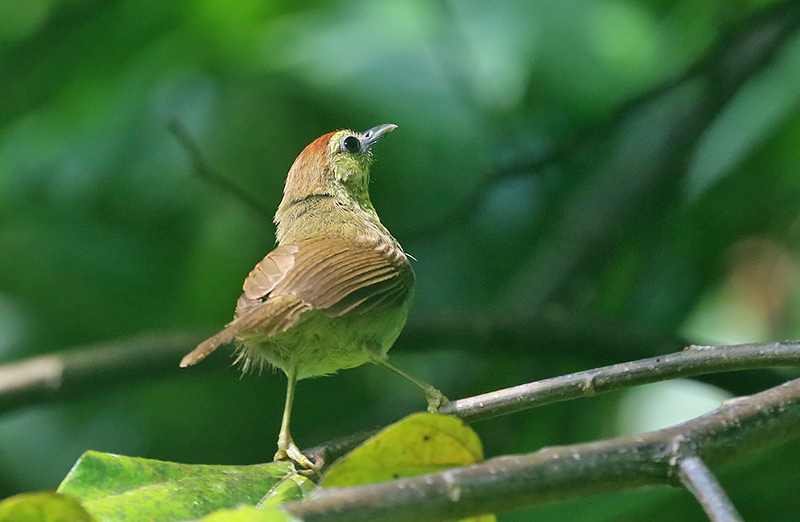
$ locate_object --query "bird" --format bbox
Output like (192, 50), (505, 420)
(180, 124), (446, 470)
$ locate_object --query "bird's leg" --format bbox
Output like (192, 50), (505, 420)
(274, 368), (317, 471)
(371, 356), (448, 413)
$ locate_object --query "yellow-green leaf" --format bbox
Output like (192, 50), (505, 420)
(0, 492), (95, 522)
(322, 412), (483, 488)
(196, 505), (300, 522)
(321, 413), (495, 522)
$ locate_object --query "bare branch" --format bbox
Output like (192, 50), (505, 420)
(0, 313), (693, 417)
(679, 456), (744, 522)
(168, 119), (273, 222)
(303, 340), (800, 466)
(409, 1), (800, 242)
(285, 376), (800, 522)
(399, 313), (786, 394)
(440, 340), (800, 422)
(0, 331), (208, 415)
(3, 329), (798, 447)
(4, 334), (799, 520)
(505, 1), (800, 316)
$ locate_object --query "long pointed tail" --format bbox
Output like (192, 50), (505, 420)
(180, 328), (236, 367)
(181, 295), (310, 368)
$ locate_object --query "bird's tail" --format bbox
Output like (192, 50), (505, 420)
(180, 327), (237, 367)
(180, 294), (310, 368)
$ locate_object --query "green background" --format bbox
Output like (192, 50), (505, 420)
(2, 0), (800, 519)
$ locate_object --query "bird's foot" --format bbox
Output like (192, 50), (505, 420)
(425, 387), (449, 413)
(275, 440), (320, 474)
(370, 356), (448, 413)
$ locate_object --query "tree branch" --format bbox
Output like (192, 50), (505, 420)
(0, 314), (696, 417)
(303, 340), (800, 466)
(168, 120), (273, 222)
(399, 313), (787, 395)
(409, 0), (800, 241)
(0, 331), (208, 415)
(2, 330), (798, 437)
(4, 334), (799, 520)
(439, 340), (800, 422)
(505, 1), (800, 316)
(285, 376), (800, 522)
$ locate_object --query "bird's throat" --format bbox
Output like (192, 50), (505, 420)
(275, 195), (394, 247)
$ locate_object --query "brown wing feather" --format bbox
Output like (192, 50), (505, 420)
(312, 265), (397, 310)
(182, 236), (413, 367)
(325, 272), (409, 316)
(271, 240), (350, 294)
(180, 294), (310, 367)
(271, 237), (413, 314)
(242, 244), (298, 301)
(234, 294), (312, 337)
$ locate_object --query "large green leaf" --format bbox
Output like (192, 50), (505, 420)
(56, 451), (312, 522)
(257, 473), (316, 508)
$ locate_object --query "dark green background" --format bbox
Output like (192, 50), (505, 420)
(2, 0), (800, 520)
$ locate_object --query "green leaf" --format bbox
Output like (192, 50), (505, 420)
(322, 413), (483, 487)
(56, 451), (311, 522)
(195, 505), (300, 522)
(321, 413), (495, 522)
(257, 474), (317, 508)
(0, 492), (96, 522)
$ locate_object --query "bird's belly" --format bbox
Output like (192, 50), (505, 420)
(237, 306), (407, 380)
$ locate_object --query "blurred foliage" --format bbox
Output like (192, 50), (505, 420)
(2, 0), (800, 520)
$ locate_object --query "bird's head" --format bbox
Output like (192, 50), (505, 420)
(279, 124), (397, 213)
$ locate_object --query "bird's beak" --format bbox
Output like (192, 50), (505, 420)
(361, 123), (397, 150)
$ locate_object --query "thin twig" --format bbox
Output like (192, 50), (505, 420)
(167, 119), (273, 222)
(679, 456), (744, 522)
(303, 340), (800, 465)
(407, 1), (800, 241)
(504, 1), (800, 316)
(0, 331), (209, 415)
(439, 341), (800, 422)
(285, 376), (800, 522)
(3, 332), (798, 435)
(399, 313), (786, 394)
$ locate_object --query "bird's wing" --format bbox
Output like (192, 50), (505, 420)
(239, 244), (299, 307)
(180, 236), (413, 367)
(269, 236), (414, 317)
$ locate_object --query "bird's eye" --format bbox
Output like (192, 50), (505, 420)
(342, 136), (361, 153)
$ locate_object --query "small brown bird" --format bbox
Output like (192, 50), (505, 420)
(181, 124), (446, 470)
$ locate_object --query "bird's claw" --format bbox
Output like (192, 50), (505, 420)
(275, 441), (320, 474)
(425, 388), (449, 413)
